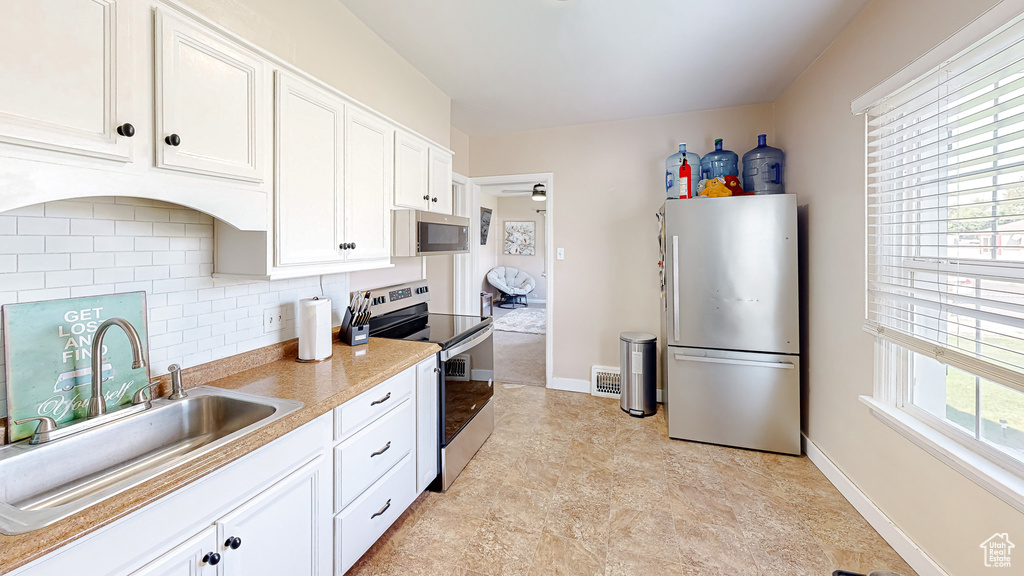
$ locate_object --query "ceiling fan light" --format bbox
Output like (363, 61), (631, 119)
(532, 184), (546, 201)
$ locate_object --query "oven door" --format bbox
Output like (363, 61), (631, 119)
(439, 325), (494, 446)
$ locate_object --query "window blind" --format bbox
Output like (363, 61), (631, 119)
(865, 13), (1024, 395)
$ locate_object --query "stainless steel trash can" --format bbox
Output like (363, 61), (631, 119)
(620, 332), (657, 417)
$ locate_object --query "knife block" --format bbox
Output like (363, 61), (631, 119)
(339, 307), (369, 346)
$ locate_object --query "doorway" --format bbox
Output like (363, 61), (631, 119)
(454, 173), (554, 388)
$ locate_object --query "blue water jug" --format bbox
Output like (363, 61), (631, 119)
(699, 139), (739, 181)
(742, 134), (785, 194)
(665, 143), (701, 199)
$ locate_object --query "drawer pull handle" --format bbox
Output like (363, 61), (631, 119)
(371, 441), (392, 457)
(371, 499), (392, 519)
(370, 392), (392, 406)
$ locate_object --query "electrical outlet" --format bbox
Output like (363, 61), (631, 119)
(263, 307), (285, 333)
(556, 247), (565, 260)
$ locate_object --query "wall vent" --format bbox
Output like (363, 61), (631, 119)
(446, 354), (471, 381)
(590, 365), (621, 398)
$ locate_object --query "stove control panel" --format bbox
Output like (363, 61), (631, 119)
(389, 287), (413, 302)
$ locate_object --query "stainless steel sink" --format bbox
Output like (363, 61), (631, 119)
(0, 386), (303, 535)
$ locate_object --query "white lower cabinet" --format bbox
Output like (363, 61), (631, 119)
(131, 526), (219, 576)
(11, 362), (441, 576)
(335, 455), (416, 574)
(415, 357), (439, 493)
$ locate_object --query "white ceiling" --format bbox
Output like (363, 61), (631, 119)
(338, 0), (869, 135)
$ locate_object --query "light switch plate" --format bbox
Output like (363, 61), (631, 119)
(556, 248), (565, 260)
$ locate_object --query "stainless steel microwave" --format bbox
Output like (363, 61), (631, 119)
(393, 210), (471, 257)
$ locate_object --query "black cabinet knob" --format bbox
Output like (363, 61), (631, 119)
(202, 552), (221, 566)
(225, 536), (242, 549)
(431, 197), (438, 203)
(349, 242), (356, 249)
(423, 194), (430, 200)
(116, 123), (135, 138)
(339, 243), (348, 250)
(165, 134), (181, 146)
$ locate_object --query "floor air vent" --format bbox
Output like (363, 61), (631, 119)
(591, 365), (621, 398)
(446, 354), (471, 381)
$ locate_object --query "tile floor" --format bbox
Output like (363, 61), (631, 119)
(347, 384), (918, 576)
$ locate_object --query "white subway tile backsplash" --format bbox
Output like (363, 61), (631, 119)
(72, 253), (116, 270)
(153, 222), (186, 237)
(93, 203), (136, 221)
(94, 236), (134, 252)
(135, 237), (169, 252)
(134, 207), (171, 222)
(19, 287), (71, 302)
(46, 236), (94, 253)
(46, 269), (94, 288)
(0, 198), (353, 419)
(3, 272), (45, 291)
(70, 218), (114, 236)
(45, 201), (94, 219)
(0, 236), (45, 254)
(115, 221), (152, 236)
(19, 253), (70, 272)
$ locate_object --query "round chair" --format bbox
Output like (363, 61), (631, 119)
(487, 266), (536, 309)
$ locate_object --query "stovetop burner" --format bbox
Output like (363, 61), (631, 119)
(372, 310), (491, 349)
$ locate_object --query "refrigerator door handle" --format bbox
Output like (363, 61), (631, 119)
(673, 354), (795, 370)
(672, 235), (680, 342)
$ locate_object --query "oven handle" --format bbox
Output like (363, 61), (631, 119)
(441, 325), (493, 362)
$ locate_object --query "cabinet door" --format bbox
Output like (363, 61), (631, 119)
(428, 147), (453, 215)
(415, 357), (439, 492)
(345, 108), (393, 262)
(130, 526), (219, 576)
(0, 0), (133, 161)
(274, 72), (344, 267)
(156, 9), (266, 182)
(217, 455), (331, 576)
(393, 131), (428, 210)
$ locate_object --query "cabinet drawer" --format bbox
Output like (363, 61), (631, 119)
(335, 398), (413, 512)
(335, 454), (416, 575)
(334, 367), (414, 442)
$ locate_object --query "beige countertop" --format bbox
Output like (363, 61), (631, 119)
(0, 337), (439, 574)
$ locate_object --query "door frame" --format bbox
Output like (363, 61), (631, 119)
(456, 172), (554, 388)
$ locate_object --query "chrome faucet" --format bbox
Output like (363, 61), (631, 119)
(88, 318), (147, 418)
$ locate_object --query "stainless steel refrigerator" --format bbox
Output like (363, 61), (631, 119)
(660, 194), (800, 455)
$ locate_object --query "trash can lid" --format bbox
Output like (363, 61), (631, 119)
(620, 331), (656, 343)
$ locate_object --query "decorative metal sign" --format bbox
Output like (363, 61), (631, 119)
(3, 292), (151, 443)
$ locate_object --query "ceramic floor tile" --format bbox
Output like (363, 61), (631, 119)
(528, 532), (606, 576)
(345, 390), (919, 576)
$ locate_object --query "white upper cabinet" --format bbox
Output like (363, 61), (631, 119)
(345, 108), (393, 263)
(393, 131), (429, 210)
(274, 72), (344, 268)
(155, 8), (266, 182)
(428, 147), (453, 215)
(0, 0), (134, 162)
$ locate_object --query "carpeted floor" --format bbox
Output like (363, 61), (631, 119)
(494, 330), (546, 386)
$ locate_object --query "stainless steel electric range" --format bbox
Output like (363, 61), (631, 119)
(365, 280), (493, 491)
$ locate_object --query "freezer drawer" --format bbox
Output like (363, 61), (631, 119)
(664, 195), (798, 354)
(666, 347), (800, 455)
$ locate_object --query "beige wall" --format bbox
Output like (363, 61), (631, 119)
(495, 195), (546, 301)
(774, 0), (1024, 574)
(179, 0), (450, 146)
(470, 104), (773, 382)
(479, 193), (500, 294)
(451, 126), (471, 175)
(424, 255), (454, 313)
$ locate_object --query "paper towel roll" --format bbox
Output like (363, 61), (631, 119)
(298, 297), (332, 362)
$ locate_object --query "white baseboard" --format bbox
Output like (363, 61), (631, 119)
(656, 388), (663, 403)
(472, 369), (494, 381)
(549, 377), (589, 394)
(527, 298), (546, 304)
(803, 435), (948, 576)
